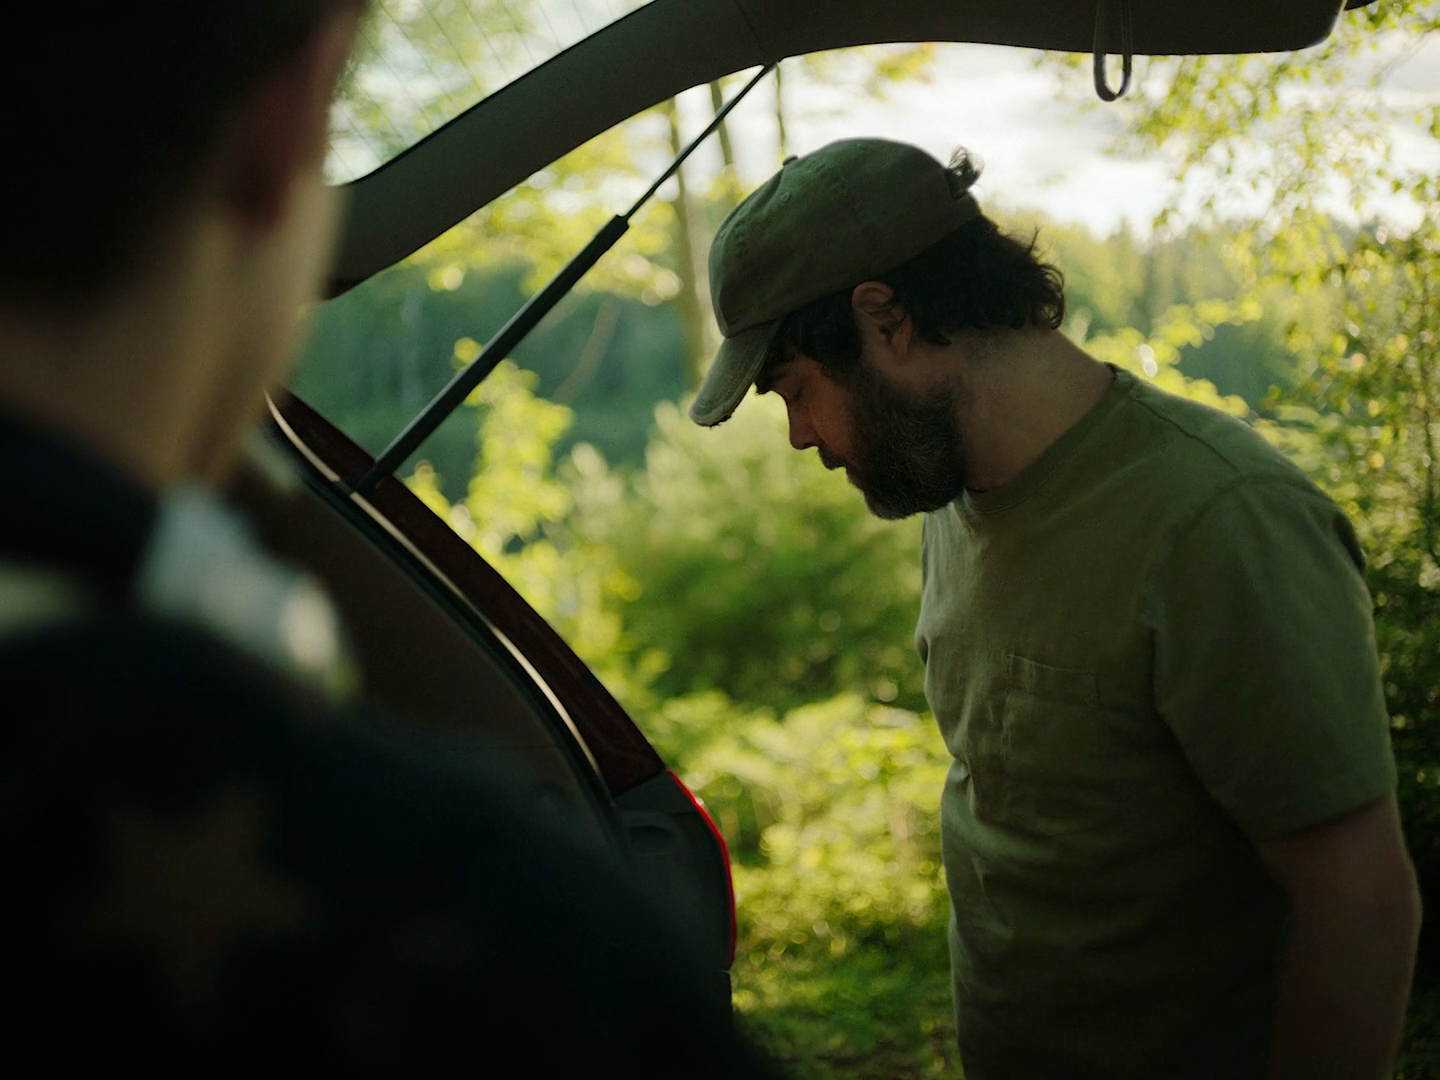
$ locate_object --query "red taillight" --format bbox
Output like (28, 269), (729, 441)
(666, 769), (737, 968)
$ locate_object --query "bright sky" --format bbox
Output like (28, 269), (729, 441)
(330, 0), (1439, 239)
(700, 36), (1440, 238)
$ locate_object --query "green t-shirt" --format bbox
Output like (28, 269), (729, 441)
(916, 368), (1396, 1080)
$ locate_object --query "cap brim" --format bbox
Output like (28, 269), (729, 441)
(688, 322), (775, 426)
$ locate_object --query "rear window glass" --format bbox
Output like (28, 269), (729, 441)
(327, 0), (656, 184)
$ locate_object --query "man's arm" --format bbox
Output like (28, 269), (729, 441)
(1258, 793), (1421, 1080)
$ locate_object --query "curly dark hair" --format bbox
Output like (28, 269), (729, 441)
(761, 151), (1065, 383)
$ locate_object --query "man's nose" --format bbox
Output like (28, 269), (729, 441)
(786, 403), (815, 451)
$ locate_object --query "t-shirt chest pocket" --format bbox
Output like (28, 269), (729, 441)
(989, 653), (1115, 835)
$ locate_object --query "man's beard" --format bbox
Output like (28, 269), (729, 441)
(827, 360), (966, 520)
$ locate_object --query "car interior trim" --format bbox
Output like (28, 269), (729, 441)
(267, 393), (666, 796)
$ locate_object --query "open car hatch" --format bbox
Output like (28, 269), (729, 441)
(330, 0), (1366, 294)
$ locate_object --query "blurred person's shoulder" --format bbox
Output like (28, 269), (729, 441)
(0, 612), (775, 1075)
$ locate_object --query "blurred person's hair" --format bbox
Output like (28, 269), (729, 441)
(4, 1), (363, 308)
(761, 152), (1066, 384)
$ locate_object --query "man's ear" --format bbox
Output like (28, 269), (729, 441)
(851, 281), (913, 359)
(219, 6), (361, 232)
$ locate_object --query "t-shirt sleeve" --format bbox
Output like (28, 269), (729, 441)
(1145, 476), (1396, 840)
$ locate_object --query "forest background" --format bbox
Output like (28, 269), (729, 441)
(297, 2), (1439, 1075)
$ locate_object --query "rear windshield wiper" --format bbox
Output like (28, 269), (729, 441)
(342, 64), (775, 498)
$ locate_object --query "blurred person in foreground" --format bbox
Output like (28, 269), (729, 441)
(689, 138), (1421, 1080)
(0, 3), (774, 1073)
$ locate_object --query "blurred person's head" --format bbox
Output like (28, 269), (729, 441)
(691, 138), (1066, 518)
(6, 1), (365, 308)
(0, 1), (364, 487)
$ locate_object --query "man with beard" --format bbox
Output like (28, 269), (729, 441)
(689, 138), (1420, 1079)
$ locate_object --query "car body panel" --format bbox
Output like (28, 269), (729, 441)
(261, 392), (664, 796)
(245, 394), (737, 972)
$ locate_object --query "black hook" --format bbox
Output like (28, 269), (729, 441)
(1093, 0), (1133, 102)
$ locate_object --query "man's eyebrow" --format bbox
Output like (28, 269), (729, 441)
(755, 357), (795, 395)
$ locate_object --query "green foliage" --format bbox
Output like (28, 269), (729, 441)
(733, 926), (959, 1080)
(1046, 2), (1438, 229)
(651, 692), (960, 1079)
(789, 44), (938, 103)
(414, 122), (686, 299)
(333, 0), (536, 168)
(689, 695), (949, 905)
(571, 395), (927, 717)
(404, 361), (645, 692)
(1040, 220), (1299, 407)
(1275, 210), (1440, 1010)
(1079, 297), (1260, 416)
(1041, 219), (1149, 336)
(292, 261), (690, 491)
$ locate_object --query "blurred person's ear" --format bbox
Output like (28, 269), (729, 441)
(217, 6), (361, 233)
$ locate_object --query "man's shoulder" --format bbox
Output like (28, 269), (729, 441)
(1122, 376), (1301, 479)
(1123, 377), (1296, 469)
(1109, 378), (1368, 580)
(1105, 374), (1329, 518)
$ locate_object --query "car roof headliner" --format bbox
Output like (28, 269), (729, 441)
(329, 0), (1354, 294)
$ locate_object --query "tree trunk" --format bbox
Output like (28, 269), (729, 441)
(774, 62), (788, 161)
(708, 80), (736, 171)
(664, 98), (712, 387)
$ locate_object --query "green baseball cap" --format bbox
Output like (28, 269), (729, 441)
(689, 137), (981, 426)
